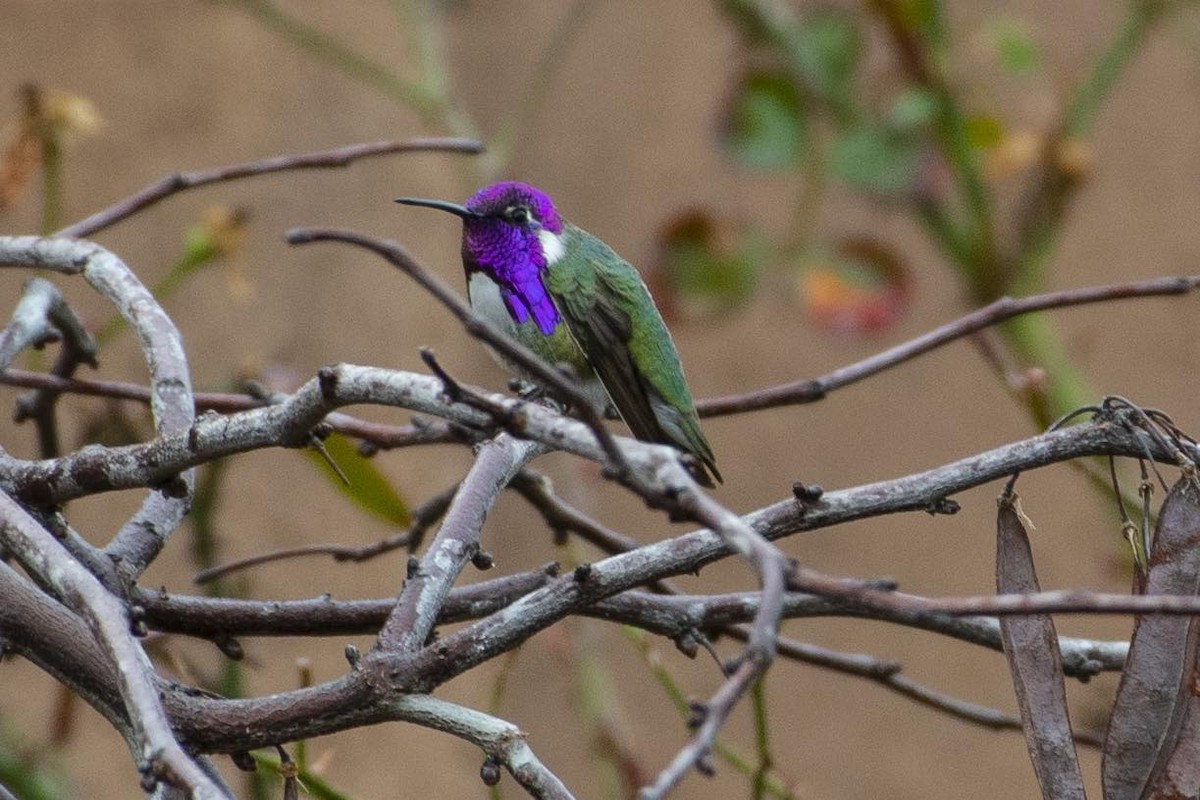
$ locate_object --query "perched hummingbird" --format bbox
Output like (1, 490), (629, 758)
(396, 181), (721, 486)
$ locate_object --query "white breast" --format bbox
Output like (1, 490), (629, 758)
(468, 271), (519, 335)
(466, 266), (613, 414)
(538, 229), (565, 265)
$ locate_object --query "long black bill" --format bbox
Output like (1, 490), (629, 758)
(394, 196), (480, 219)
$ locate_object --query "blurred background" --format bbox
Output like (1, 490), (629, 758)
(2, 1), (1200, 797)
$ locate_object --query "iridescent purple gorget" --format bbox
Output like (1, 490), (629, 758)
(462, 181), (564, 335)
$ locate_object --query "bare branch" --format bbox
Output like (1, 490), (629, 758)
(377, 434), (546, 652)
(0, 366), (463, 448)
(641, 657), (761, 799)
(0, 277), (77, 370)
(0, 237), (196, 580)
(268, 222), (798, 769)
(0, 364), (645, 505)
(139, 565), (559, 638)
(0, 277), (99, 457)
(57, 137), (483, 239)
(0, 490), (226, 798)
(193, 481), (461, 583)
(384, 695), (574, 799)
(0, 557), (126, 730)
(700, 275), (1200, 416)
(790, 569), (1200, 619)
(7, 363), (1169, 545)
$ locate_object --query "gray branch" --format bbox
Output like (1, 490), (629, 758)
(0, 490), (225, 798)
(377, 434), (546, 652)
(0, 235), (196, 580)
(2, 231), (1196, 799)
(385, 695), (574, 799)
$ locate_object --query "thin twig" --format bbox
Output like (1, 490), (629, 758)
(699, 275), (1200, 416)
(140, 565), (559, 638)
(57, 137), (482, 239)
(641, 657), (762, 799)
(382, 694), (574, 799)
(193, 481), (460, 583)
(787, 567), (1200, 619)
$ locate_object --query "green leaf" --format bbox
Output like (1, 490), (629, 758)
(992, 19), (1041, 76)
(303, 432), (411, 526)
(657, 211), (765, 318)
(830, 124), (920, 194)
(889, 88), (939, 131)
(895, 0), (945, 45)
(788, 8), (860, 108)
(965, 114), (1004, 149)
(723, 70), (808, 170)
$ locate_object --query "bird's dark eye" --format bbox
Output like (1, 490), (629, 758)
(504, 205), (532, 225)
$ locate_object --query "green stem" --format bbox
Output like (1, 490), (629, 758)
(915, 200), (975, 277)
(40, 134), (63, 236)
(0, 729), (66, 800)
(252, 753), (354, 800)
(934, 94), (996, 280)
(867, 0), (998, 289)
(999, 313), (1092, 429)
(490, 0), (595, 169)
(393, 0), (487, 181)
(1064, 1), (1168, 138)
(624, 628), (796, 799)
(1015, 0), (1169, 294)
(225, 0), (440, 117)
(998, 1), (1170, 424)
(920, 1), (997, 287)
(750, 677), (771, 800)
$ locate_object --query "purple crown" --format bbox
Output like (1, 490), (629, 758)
(461, 182), (565, 335)
(465, 181), (564, 234)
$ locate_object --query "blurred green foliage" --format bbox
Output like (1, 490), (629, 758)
(723, 70), (808, 171)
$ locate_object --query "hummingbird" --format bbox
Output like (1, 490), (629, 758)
(396, 181), (721, 486)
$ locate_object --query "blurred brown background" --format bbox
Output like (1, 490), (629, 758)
(2, 1), (1200, 797)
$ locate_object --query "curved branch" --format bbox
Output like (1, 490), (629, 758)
(384, 695), (574, 799)
(57, 137), (483, 239)
(0, 490), (225, 797)
(0, 235), (195, 580)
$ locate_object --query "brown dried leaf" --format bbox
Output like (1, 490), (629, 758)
(996, 493), (1086, 800)
(1103, 477), (1200, 800)
(0, 126), (40, 211)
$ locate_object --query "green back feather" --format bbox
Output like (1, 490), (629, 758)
(545, 224), (720, 483)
